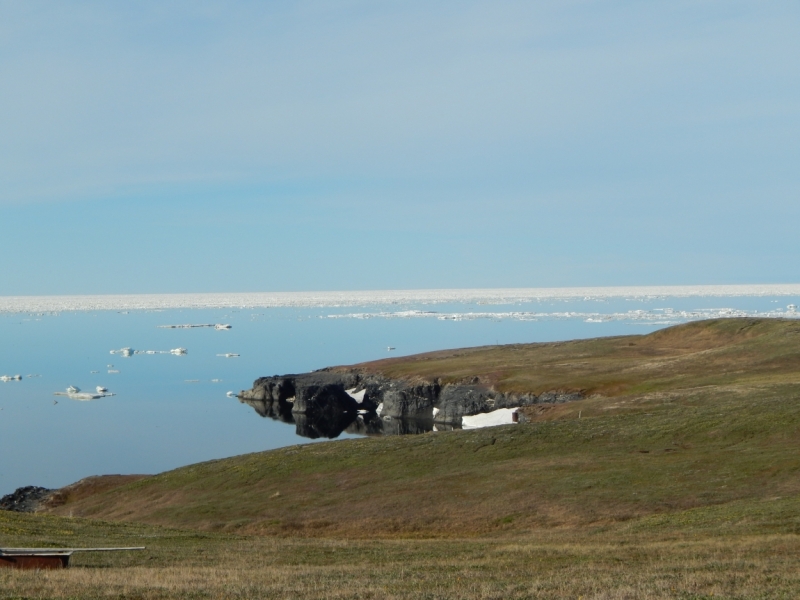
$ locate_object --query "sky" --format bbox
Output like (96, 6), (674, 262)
(1, 1), (798, 295)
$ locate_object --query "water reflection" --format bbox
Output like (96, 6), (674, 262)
(238, 396), (458, 439)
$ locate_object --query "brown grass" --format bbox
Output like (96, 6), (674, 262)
(1, 508), (799, 599)
(43, 475), (150, 511)
(338, 318), (800, 396)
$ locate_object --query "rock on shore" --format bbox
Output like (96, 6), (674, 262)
(238, 368), (583, 437)
(0, 486), (55, 513)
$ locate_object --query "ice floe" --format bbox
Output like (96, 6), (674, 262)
(157, 323), (232, 330)
(217, 353), (240, 358)
(324, 305), (800, 326)
(109, 347), (187, 356)
(0, 375), (22, 382)
(462, 408), (519, 429)
(54, 385), (115, 401)
(2, 285), (800, 313)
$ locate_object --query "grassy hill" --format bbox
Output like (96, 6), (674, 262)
(4, 318), (800, 598)
(42, 318), (800, 537)
(339, 316), (800, 396)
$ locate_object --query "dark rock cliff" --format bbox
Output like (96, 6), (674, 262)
(238, 369), (583, 437)
(0, 486), (55, 513)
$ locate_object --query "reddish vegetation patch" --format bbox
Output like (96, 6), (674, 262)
(44, 475), (150, 510)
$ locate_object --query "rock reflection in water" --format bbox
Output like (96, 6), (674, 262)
(237, 396), (454, 439)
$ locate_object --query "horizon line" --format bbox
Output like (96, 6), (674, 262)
(1, 284), (799, 313)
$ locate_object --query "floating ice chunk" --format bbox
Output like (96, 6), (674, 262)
(376, 402), (384, 416)
(1, 375), (22, 382)
(387, 346), (395, 351)
(216, 353), (240, 358)
(170, 348), (187, 355)
(54, 387), (115, 401)
(96, 386), (108, 393)
(211, 378), (222, 383)
(109, 347), (135, 357)
(26, 374), (41, 378)
(185, 379), (200, 383)
(345, 388), (366, 403)
(357, 409), (369, 415)
(226, 391), (236, 397)
(432, 407), (440, 418)
(108, 369), (119, 374)
(157, 323), (232, 330)
(90, 370), (99, 374)
(461, 408), (519, 429)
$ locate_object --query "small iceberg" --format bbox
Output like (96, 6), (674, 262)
(462, 408), (519, 429)
(170, 347), (187, 355)
(54, 385), (115, 401)
(226, 391), (237, 398)
(109, 347), (135, 357)
(0, 375), (22, 382)
(157, 323), (232, 330)
(216, 353), (240, 358)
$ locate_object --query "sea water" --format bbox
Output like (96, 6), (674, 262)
(1, 289), (798, 494)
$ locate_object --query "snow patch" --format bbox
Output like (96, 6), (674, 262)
(462, 408), (519, 429)
(345, 387), (366, 403)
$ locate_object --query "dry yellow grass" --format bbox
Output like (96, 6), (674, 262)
(2, 511), (799, 599)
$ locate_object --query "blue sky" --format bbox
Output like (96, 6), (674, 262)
(1, 1), (798, 295)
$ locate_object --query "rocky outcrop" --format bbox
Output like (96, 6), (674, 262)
(238, 369), (584, 438)
(0, 486), (55, 513)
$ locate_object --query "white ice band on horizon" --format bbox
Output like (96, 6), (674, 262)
(2, 285), (800, 313)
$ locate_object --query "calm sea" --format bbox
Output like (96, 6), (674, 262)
(1, 290), (797, 495)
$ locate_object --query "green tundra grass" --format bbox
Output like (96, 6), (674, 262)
(2, 318), (799, 598)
